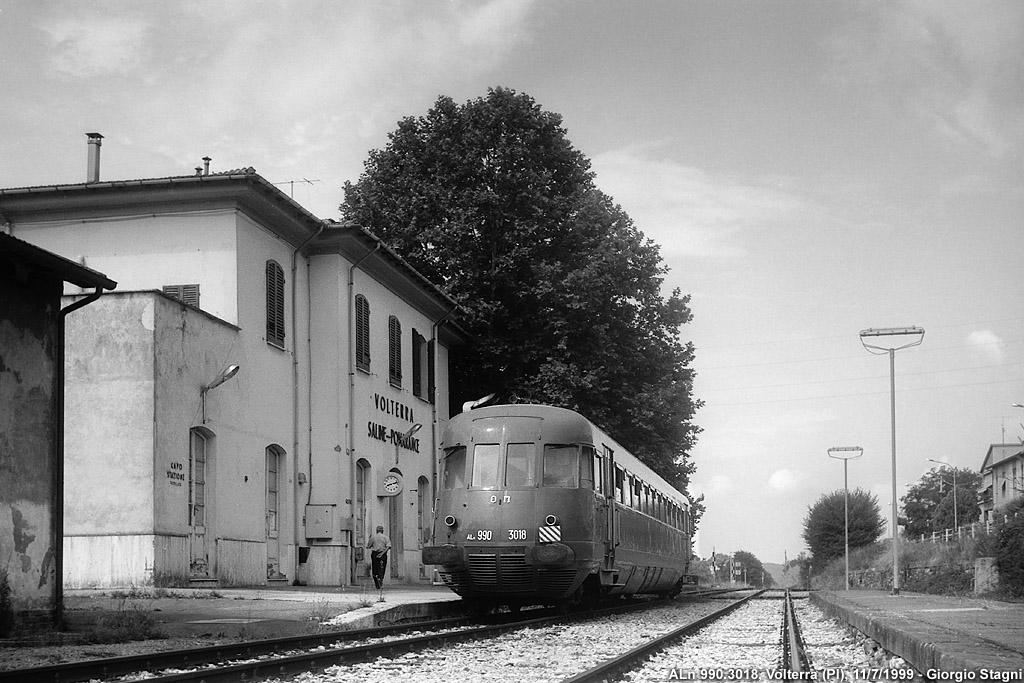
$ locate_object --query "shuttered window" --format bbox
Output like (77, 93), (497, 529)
(163, 284), (200, 308)
(427, 339), (435, 404)
(355, 295), (370, 372)
(412, 329), (426, 399)
(266, 260), (285, 347)
(388, 315), (402, 387)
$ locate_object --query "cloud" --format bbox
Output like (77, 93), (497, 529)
(40, 11), (153, 79)
(823, 1), (1024, 157)
(966, 329), (1006, 364)
(591, 145), (812, 260)
(768, 469), (804, 495)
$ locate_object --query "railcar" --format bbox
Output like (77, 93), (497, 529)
(422, 404), (697, 608)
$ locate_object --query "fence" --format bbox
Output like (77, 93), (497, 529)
(910, 511), (1018, 545)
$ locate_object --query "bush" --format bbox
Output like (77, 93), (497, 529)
(995, 501), (1024, 596)
(0, 571), (14, 637)
(903, 564), (974, 595)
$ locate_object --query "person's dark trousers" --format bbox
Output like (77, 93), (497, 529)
(371, 551), (388, 589)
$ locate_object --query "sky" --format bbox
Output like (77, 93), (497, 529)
(2, 0), (1023, 566)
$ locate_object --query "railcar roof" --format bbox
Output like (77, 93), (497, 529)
(451, 404), (690, 507)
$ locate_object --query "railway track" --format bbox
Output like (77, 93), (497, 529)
(5, 590), (908, 682)
(0, 596), (691, 683)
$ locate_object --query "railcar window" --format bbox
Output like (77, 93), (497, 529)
(442, 446), (466, 489)
(633, 478), (642, 510)
(614, 467), (625, 504)
(543, 444), (579, 487)
(580, 445), (595, 489)
(505, 443), (536, 487)
(471, 444), (500, 489)
(593, 452), (603, 493)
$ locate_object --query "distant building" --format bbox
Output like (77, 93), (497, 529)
(0, 232), (115, 622)
(978, 443), (1024, 524)
(0, 136), (469, 588)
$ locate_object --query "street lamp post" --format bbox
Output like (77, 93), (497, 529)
(927, 459), (958, 534)
(860, 326), (924, 596)
(829, 446), (863, 591)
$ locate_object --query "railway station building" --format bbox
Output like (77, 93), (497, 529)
(0, 137), (470, 589)
(978, 443), (1024, 524)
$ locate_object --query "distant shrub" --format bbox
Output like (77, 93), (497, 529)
(995, 501), (1024, 596)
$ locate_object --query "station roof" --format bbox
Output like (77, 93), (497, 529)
(0, 231), (117, 290)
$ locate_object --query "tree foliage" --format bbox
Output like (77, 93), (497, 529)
(802, 488), (885, 573)
(341, 88), (701, 499)
(901, 467), (981, 538)
(732, 550), (773, 588)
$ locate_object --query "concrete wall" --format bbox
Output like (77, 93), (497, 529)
(0, 269), (60, 613)
(62, 291), (248, 587)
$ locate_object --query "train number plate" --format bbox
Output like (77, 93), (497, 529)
(507, 529), (528, 541)
(467, 530), (493, 541)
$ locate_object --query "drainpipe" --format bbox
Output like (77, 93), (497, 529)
(428, 309), (455, 544)
(347, 241), (380, 584)
(56, 287), (106, 624)
(291, 221), (325, 578)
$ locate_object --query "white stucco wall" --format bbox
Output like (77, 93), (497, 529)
(12, 211), (239, 324)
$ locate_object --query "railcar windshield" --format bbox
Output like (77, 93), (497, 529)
(543, 444), (579, 487)
(471, 443), (500, 489)
(505, 443), (536, 487)
(442, 446), (466, 489)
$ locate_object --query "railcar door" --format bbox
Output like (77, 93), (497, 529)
(602, 445), (616, 572)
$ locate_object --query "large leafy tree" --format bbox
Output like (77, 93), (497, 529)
(341, 87), (701, 497)
(901, 467), (981, 538)
(802, 488), (885, 573)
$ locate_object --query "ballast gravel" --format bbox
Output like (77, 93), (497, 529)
(274, 600), (726, 683)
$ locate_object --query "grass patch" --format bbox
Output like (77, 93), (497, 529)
(84, 597), (165, 644)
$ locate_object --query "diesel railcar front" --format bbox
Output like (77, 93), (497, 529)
(422, 404), (696, 608)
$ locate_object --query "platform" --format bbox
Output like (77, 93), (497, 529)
(63, 583), (463, 640)
(812, 590), (1024, 675)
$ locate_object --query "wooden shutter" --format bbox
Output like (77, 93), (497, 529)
(355, 295), (370, 371)
(162, 284), (200, 308)
(388, 316), (402, 387)
(266, 261), (285, 346)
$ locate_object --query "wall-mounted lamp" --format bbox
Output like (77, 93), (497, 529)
(201, 364), (240, 423)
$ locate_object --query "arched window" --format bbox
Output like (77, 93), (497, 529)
(355, 295), (370, 372)
(266, 260), (286, 347)
(388, 315), (402, 387)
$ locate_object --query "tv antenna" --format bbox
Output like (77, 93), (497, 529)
(273, 177), (321, 198)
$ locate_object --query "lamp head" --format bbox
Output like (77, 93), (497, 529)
(204, 364), (240, 392)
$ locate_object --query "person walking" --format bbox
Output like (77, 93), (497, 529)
(366, 525), (392, 601)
